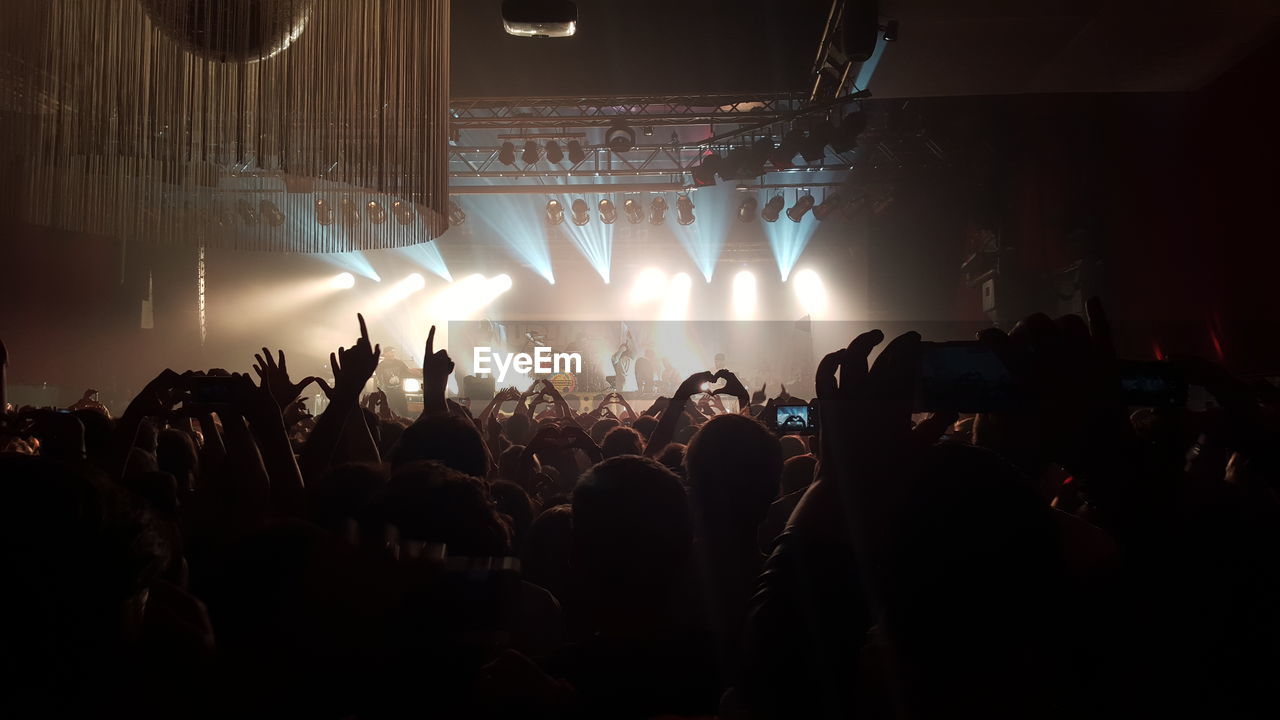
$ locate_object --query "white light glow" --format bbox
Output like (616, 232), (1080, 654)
(793, 269), (828, 316)
(631, 267), (667, 304)
(402, 378), (422, 393)
(732, 270), (757, 319)
(331, 272), (356, 290)
(375, 273), (427, 309)
(660, 272), (693, 321)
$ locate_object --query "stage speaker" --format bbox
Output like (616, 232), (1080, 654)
(843, 0), (880, 62)
(463, 375), (496, 403)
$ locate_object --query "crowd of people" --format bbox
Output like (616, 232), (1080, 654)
(2, 300), (1278, 718)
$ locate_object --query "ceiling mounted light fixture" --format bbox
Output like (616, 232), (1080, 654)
(501, 0), (578, 38)
(571, 198), (591, 226)
(676, 193), (695, 226)
(623, 197), (644, 224)
(598, 198), (617, 224)
(649, 195), (668, 225)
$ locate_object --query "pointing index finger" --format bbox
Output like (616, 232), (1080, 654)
(357, 313), (370, 343)
(426, 325), (436, 357)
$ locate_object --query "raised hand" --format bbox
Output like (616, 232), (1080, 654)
(422, 325), (454, 415)
(253, 347), (319, 410)
(712, 368), (751, 408)
(330, 314), (381, 395)
(674, 371), (717, 402)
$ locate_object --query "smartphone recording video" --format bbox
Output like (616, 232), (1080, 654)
(1117, 361), (1188, 408)
(185, 376), (238, 405)
(773, 402), (818, 435)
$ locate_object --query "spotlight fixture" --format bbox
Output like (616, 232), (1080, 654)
(366, 201), (387, 224)
(315, 198), (335, 226)
(623, 197), (644, 224)
(737, 196), (758, 223)
(676, 193), (695, 226)
(261, 200), (286, 227)
(812, 193), (844, 221)
(605, 123), (636, 153)
(546, 199), (565, 225)
(567, 140), (586, 164)
(571, 198), (590, 226)
(691, 153), (720, 187)
(522, 140), (540, 165)
(237, 199), (259, 225)
(649, 195), (668, 225)
(761, 195), (785, 222)
(501, 0), (578, 38)
(545, 140), (564, 164)
(391, 200), (415, 225)
(341, 197), (361, 224)
(787, 193), (816, 222)
(598, 198), (617, 224)
(499, 141), (517, 166)
(448, 199), (466, 226)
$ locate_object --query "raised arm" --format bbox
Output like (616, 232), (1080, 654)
(644, 371), (714, 457)
(299, 314), (381, 482)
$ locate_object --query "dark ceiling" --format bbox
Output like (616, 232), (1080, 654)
(451, 0), (1280, 99)
(450, 0), (831, 97)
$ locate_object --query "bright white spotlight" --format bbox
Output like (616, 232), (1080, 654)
(488, 273), (514, 294)
(331, 272), (356, 290)
(793, 269), (827, 315)
(402, 378), (422, 393)
(430, 274), (488, 318)
(378, 272), (427, 308)
(732, 270), (757, 319)
(631, 267), (667, 304)
(660, 272), (693, 320)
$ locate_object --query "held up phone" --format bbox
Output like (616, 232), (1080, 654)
(772, 401), (819, 435)
(1116, 361), (1188, 408)
(185, 376), (238, 405)
(915, 341), (1019, 413)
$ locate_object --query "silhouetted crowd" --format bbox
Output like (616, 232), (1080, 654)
(2, 301), (1279, 719)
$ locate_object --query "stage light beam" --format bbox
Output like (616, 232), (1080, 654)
(630, 267), (667, 304)
(793, 269), (827, 315)
(732, 270), (757, 319)
(331, 272), (356, 289)
(660, 272), (693, 320)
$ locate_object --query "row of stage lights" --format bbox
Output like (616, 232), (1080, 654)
(313, 197), (468, 227)
(541, 191), (853, 227)
(212, 192), (845, 232)
(545, 195), (694, 227)
(496, 108), (867, 174)
(328, 266), (827, 318)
